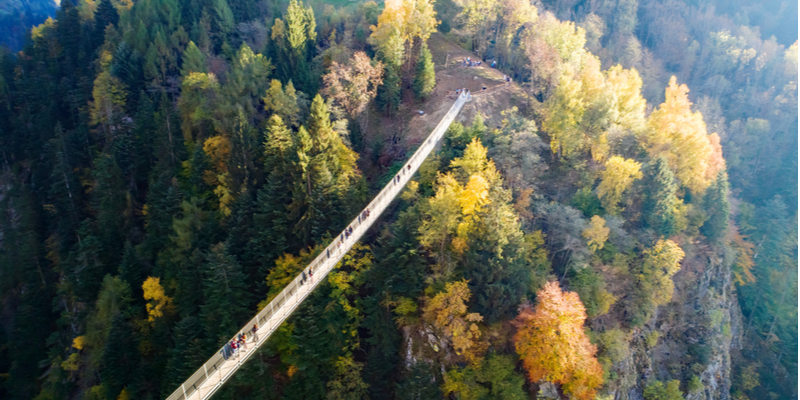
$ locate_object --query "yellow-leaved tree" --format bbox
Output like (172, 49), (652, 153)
(637, 239), (685, 306)
(597, 156), (642, 213)
(142, 277), (174, 323)
(513, 281), (603, 400)
(202, 135), (233, 216)
(583, 215), (610, 252)
(422, 280), (486, 363)
(645, 76), (725, 194)
(368, 0), (438, 66)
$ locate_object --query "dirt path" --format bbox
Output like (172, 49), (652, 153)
(404, 33), (531, 148)
(357, 32), (531, 185)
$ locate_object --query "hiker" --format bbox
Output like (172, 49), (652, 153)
(252, 324), (258, 342)
(327, 248), (330, 258)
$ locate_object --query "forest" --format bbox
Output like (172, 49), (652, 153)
(0, 0), (796, 399)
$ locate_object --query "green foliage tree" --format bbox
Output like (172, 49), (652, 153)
(642, 156), (680, 237)
(201, 242), (250, 343)
(701, 172), (730, 243)
(442, 354), (526, 400)
(326, 356), (370, 400)
(643, 380), (683, 400)
(413, 43), (435, 99)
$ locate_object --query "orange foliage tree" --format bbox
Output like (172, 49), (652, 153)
(513, 281), (604, 400)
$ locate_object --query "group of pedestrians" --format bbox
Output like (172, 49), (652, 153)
(358, 209), (371, 224)
(463, 57), (482, 67)
(221, 328), (256, 361)
(300, 266), (313, 285)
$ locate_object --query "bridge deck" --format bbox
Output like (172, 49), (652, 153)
(166, 91), (469, 400)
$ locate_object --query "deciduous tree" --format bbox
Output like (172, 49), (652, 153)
(513, 281), (603, 400)
(597, 156), (642, 213)
(582, 216), (609, 252)
(422, 280), (486, 363)
(322, 51), (384, 133)
(645, 76), (724, 194)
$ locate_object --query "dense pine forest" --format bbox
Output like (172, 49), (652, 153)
(0, 0), (796, 399)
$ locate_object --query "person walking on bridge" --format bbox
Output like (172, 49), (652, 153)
(252, 324), (258, 342)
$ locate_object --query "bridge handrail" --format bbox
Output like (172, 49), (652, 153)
(165, 90), (469, 400)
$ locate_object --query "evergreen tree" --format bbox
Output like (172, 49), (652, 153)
(377, 65), (401, 114)
(200, 242), (250, 343)
(55, 0), (83, 72)
(701, 172), (731, 243)
(181, 42), (206, 76)
(413, 44), (435, 100)
(93, 153), (128, 267)
(642, 156), (680, 237)
(101, 314), (139, 398)
(48, 123), (82, 252)
(118, 242), (145, 297)
(69, 220), (107, 301)
(93, 0), (119, 47)
(163, 316), (206, 396)
(251, 116), (295, 279)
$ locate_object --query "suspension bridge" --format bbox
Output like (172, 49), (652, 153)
(165, 90), (470, 400)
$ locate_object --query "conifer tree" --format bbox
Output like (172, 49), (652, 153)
(413, 43), (435, 99)
(118, 241), (144, 296)
(101, 314), (138, 398)
(132, 91), (156, 178)
(376, 64), (401, 114)
(93, 0), (119, 47)
(252, 115), (295, 274)
(201, 242), (250, 343)
(93, 153), (127, 266)
(163, 316), (206, 395)
(701, 171), (730, 243)
(70, 220), (106, 301)
(642, 156), (680, 237)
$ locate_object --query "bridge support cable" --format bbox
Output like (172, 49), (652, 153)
(165, 91), (470, 400)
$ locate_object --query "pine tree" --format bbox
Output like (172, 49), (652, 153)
(701, 171), (730, 243)
(642, 156), (680, 237)
(181, 41), (206, 76)
(93, 0), (119, 47)
(70, 220), (107, 301)
(252, 115), (295, 279)
(56, 0), (83, 71)
(132, 91), (155, 179)
(118, 241), (142, 287)
(377, 64), (401, 114)
(101, 314), (139, 398)
(49, 123), (82, 251)
(163, 316), (206, 395)
(201, 242), (250, 343)
(93, 153), (128, 266)
(413, 43), (435, 99)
